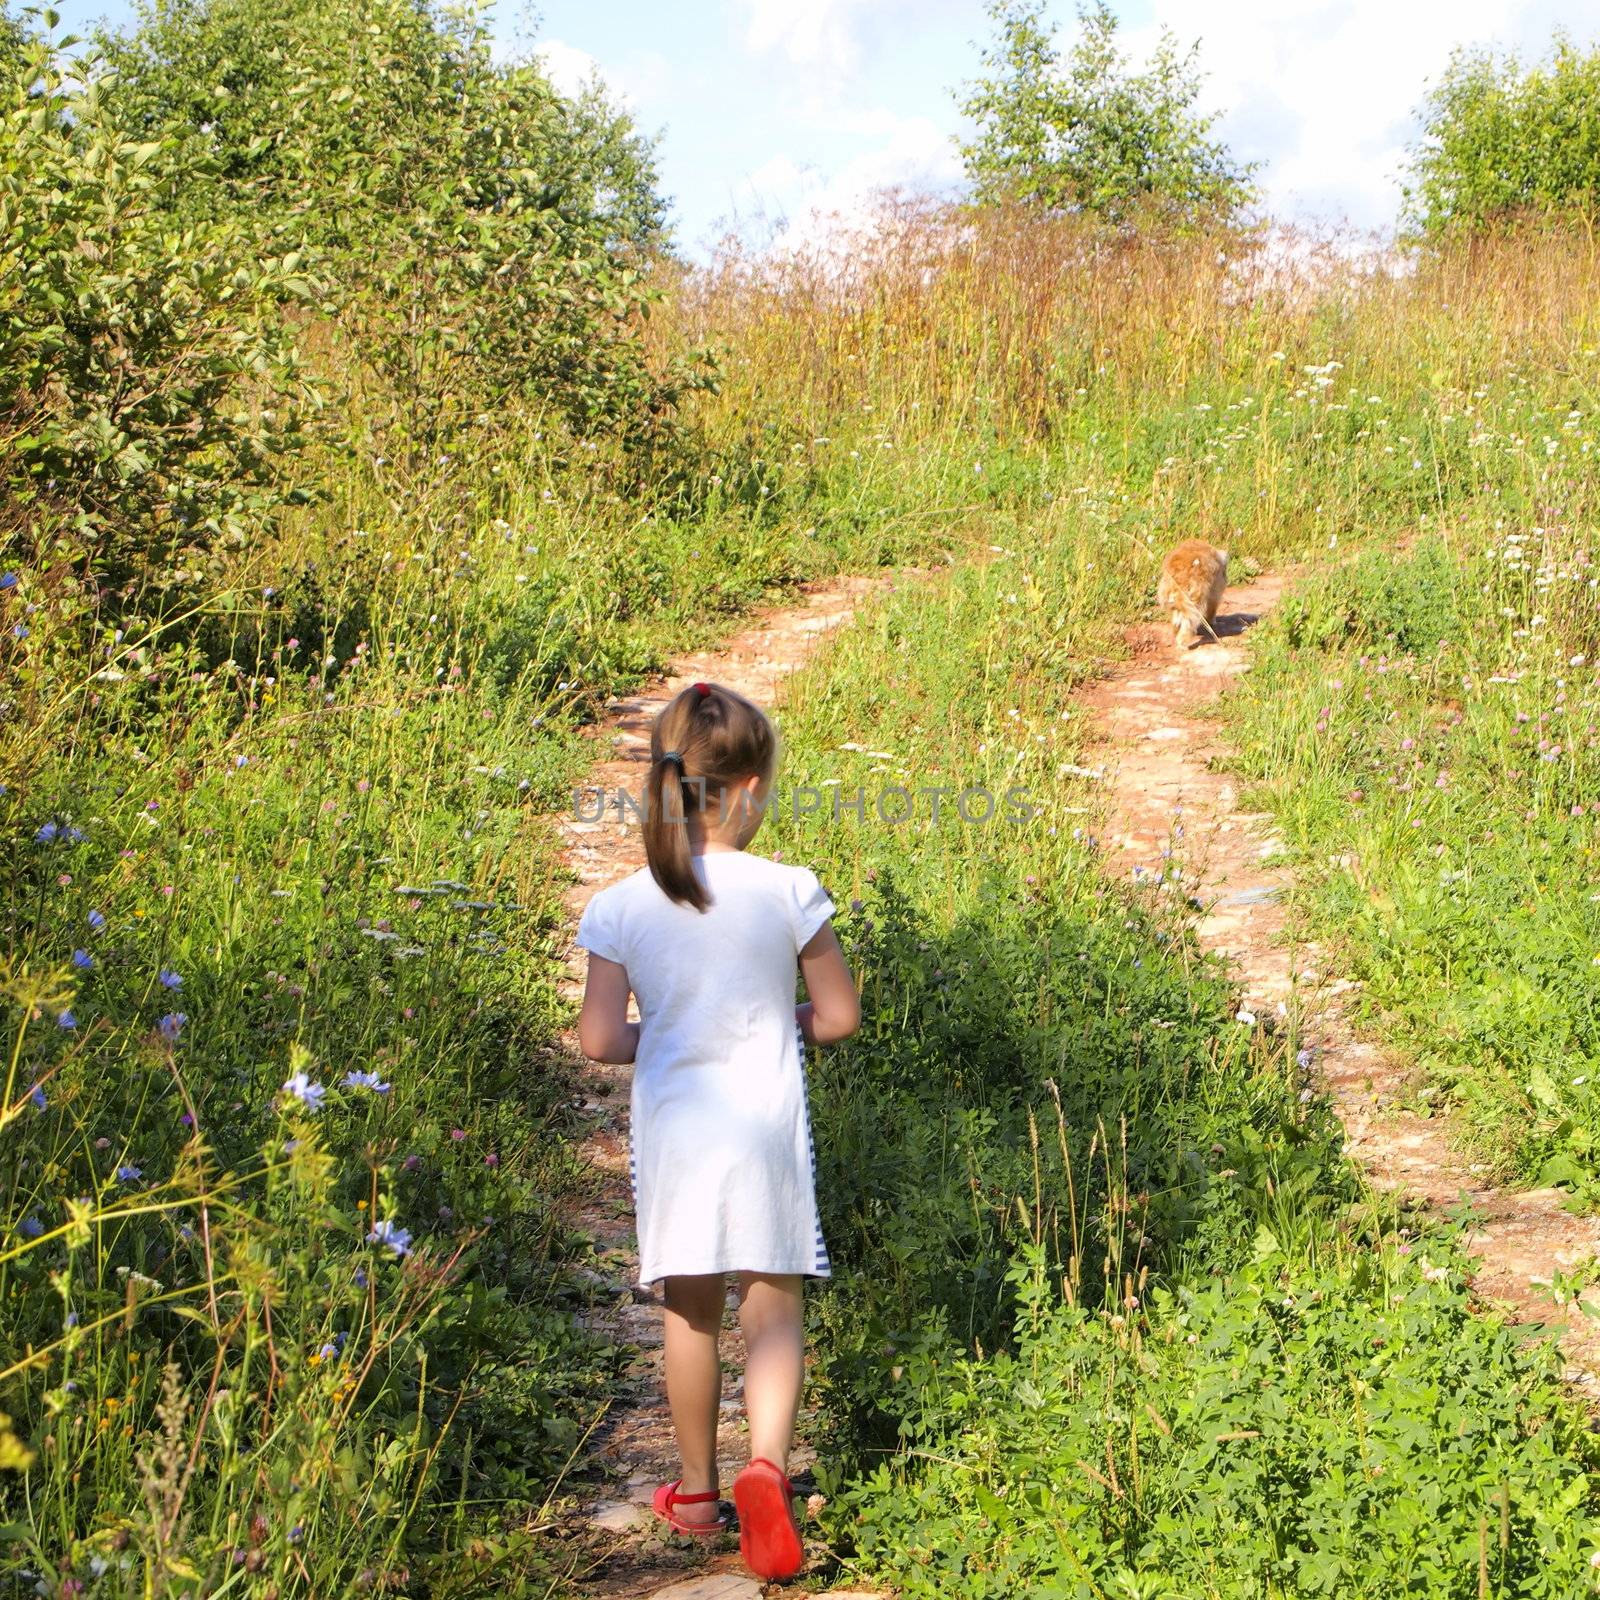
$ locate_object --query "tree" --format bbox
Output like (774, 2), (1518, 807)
(956, 0), (1254, 226)
(1403, 34), (1600, 238)
(0, 19), (309, 619)
(97, 0), (689, 453)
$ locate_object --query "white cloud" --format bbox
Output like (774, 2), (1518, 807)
(728, 111), (964, 256)
(736, 0), (970, 81)
(1124, 0), (1597, 229)
(534, 39), (608, 101)
(741, 0), (868, 75)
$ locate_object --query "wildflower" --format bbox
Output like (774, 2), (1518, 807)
(159, 969), (182, 990)
(0, 572), (16, 590)
(34, 822), (57, 843)
(1296, 1048), (1315, 1070)
(18, 1216), (43, 1240)
(450, 1128), (466, 1142)
(116, 1165), (142, 1183)
(366, 1219), (412, 1256)
(484, 1152), (499, 1169)
(87, 910), (105, 932)
(282, 1071), (325, 1112)
(317, 1342), (339, 1361)
(57, 1010), (76, 1030)
(29, 1083), (46, 1110)
(158, 1012), (187, 1041)
(1236, 1008), (1257, 1026)
(12, 624), (28, 639)
(403, 1154), (420, 1171)
(343, 1069), (391, 1094)
(71, 949), (92, 969)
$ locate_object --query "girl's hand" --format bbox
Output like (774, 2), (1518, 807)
(577, 954), (640, 1063)
(797, 923), (861, 1046)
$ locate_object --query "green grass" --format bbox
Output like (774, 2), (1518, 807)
(10, 212), (1600, 1595)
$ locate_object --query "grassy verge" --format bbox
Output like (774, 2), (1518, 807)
(754, 484), (1600, 1599)
(10, 206), (1600, 1594)
(0, 405), (1002, 1593)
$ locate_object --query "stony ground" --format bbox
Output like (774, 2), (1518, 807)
(1079, 568), (1600, 1385)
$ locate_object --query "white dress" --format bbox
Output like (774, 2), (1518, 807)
(575, 850), (837, 1287)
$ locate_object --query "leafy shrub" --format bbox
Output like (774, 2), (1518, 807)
(958, 0), (1256, 225)
(99, 0), (708, 455)
(1405, 34), (1600, 237)
(0, 29), (309, 621)
(828, 1243), (1600, 1597)
(1273, 539), (1466, 655)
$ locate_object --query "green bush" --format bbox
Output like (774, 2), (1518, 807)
(958, 0), (1256, 225)
(0, 28), (309, 621)
(1405, 34), (1600, 237)
(830, 1242), (1600, 1598)
(99, 0), (707, 455)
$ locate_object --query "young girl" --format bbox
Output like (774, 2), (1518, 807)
(575, 679), (861, 1582)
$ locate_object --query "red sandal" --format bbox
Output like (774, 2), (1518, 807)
(652, 1479), (728, 1535)
(732, 1458), (804, 1580)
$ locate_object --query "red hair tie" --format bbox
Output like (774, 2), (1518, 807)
(693, 682), (711, 698)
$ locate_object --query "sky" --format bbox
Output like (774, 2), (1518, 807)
(48, 0), (1600, 257)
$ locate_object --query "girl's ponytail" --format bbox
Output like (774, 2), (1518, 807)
(643, 737), (704, 912)
(642, 681), (777, 912)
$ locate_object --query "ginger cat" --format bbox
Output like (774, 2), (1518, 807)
(1156, 539), (1228, 648)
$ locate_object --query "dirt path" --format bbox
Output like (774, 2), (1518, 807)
(1078, 569), (1600, 1387)
(551, 574), (904, 1600)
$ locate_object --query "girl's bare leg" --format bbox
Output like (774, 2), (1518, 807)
(736, 1272), (804, 1470)
(662, 1273), (726, 1522)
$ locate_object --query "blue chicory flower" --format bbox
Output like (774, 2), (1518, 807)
(158, 1012), (187, 1041)
(159, 969), (182, 990)
(0, 572), (16, 590)
(87, 910), (105, 931)
(29, 1083), (46, 1111)
(116, 1164), (142, 1183)
(35, 821), (57, 844)
(366, 1219), (412, 1257)
(57, 1011), (76, 1030)
(18, 1216), (44, 1240)
(282, 1071), (325, 1112)
(72, 949), (92, 969)
(343, 1069), (391, 1094)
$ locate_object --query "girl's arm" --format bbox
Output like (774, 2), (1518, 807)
(577, 954), (640, 1063)
(797, 923), (861, 1046)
